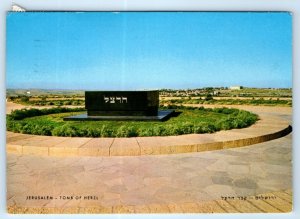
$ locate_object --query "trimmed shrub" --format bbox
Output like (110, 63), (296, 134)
(194, 123), (217, 133)
(138, 127), (154, 137)
(153, 125), (168, 136)
(116, 126), (138, 137)
(85, 127), (101, 137)
(7, 106), (258, 137)
(52, 124), (78, 137)
(180, 123), (194, 134)
(100, 125), (114, 137)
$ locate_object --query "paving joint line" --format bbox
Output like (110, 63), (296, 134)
(78, 138), (93, 148)
(135, 138), (142, 155)
(108, 138), (115, 156)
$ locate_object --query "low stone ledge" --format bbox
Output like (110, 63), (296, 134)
(6, 125), (292, 157)
(6, 111), (292, 157)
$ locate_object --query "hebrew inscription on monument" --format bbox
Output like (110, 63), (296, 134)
(64, 90), (173, 121)
(85, 91), (159, 116)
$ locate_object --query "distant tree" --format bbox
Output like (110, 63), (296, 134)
(205, 87), (214, 91)
(20, 96), (29, 102)
(41, 96), (47, 101)
(205, 94), (213, 101)
(7, 96), (16, 101)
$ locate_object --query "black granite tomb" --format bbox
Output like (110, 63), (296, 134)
(63, 90), (174, 121)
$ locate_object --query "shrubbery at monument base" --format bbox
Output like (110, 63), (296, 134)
(7, 106), (258, 137)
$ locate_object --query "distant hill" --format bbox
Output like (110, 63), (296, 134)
(6, 89), (85, 97)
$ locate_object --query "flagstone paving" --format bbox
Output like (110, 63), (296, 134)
(6, 104), (293, 213)
(7, 133), (292, 213)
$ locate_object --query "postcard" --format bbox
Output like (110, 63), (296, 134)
(6, 11), (292, 214)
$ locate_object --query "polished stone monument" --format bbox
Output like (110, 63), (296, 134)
(64, 90), (174, 121)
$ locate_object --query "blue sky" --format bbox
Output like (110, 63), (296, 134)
(6, 12), (292, 90)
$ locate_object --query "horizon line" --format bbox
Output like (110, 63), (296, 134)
(6, 86), (293, 91)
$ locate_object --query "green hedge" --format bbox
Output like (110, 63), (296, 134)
(6, 106), (258, 137)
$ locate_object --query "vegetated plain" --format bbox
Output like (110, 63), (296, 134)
(160, 97), (292, 106)
(7, 87), (292, 107)
(7, 106), (258, 137)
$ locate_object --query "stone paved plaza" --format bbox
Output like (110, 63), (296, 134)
(6, 103), (293, 213)
(7, 134), (292, 213)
